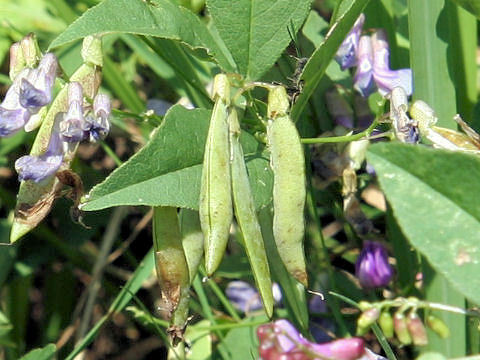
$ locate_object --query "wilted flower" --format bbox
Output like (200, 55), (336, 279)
(15, 113), (65, 183)
(257, 319), (365, 360)
(355, 241), (393, 289)
(336, 14), (365, 70)
(225, 280), (282, 313)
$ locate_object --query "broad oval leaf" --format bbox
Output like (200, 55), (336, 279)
(291, 0), (370, 121)
(367, 142), (480, 305)
(207, 0), (312, 80)
(19, 344), (56, 360)
(82, 105), (273, 212)
(49, 0), (235, 72)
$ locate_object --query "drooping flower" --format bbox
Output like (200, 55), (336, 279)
(0, 78), (32, 136)
(60, 82), (89, 143)
(355, 241), (393, 289)
(85, 93), (111, 141)
(15, 113), (65, 183)
(258, 319), (365, 360)
(335, 14), (365, 70)
(225, 280), (282, 313)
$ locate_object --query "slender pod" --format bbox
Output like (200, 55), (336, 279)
(229, 106), (274, 317)
(153, 206), (190, 321)
(199, 74), (233, 275)
(266, 86), (307, 286)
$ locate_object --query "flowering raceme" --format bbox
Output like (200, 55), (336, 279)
(355, 241), (393, 289)
(336, 14), (412, 97)
(14, 81), (111, 183)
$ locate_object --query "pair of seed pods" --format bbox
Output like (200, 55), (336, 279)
(199, 74), (307, 316)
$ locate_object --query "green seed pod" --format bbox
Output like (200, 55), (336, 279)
(179, 209), (204, 283)
(379, 311), (395, 338)
(153, 207), (190, 322)
(394, 311), (412, 345)
(199, 74), (233, 275)
(267, 86), (307, 286)
(407, 311), (428, 346)
(11, 36), (103, 243)
(229, 106), (274, 318)
(426, 314), (450, 339)
(356, 307), (380, 335)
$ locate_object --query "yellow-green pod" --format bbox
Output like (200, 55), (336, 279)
(266, 86), (307, 286)
(153, 206), (190, 321)
(199, 74), (233, 276)
(229, 106), (274, 318)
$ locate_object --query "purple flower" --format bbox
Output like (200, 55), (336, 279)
(353, 36), (376, 97)
(257, 319), (365, 360)
(355, 241), (393, 289)
(336, 14), (365, 70)
(371, 30), (412, 96)
(19, 53), (58, 111)
(225, 280), (282, 313)
(60, 82), (89, 142)
(85, 93), (111, 141)
(0, 79), (31, 136)
(15, 113), (65, 183)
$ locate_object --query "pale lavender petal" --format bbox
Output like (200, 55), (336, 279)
(354, 36), (376, 97)
(0, 80), (31, 136)
(374, 68), (413, 97)
(60, 100), (87, 143)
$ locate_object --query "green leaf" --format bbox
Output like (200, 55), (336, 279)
(367, 143), (480, 305)
(19, 344), (56, 360)
(207, 0), (312, 80)
(48, 0), (235, 72)
(82, 105), (273, 212)
(449, 0), (480, 18)
(291, 0), (370, 121)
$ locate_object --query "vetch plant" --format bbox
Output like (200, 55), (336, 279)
(1, 0), (480, 359)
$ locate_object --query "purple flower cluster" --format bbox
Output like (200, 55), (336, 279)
(257, 319), (365, 360)
(355, 241), (393, 289)
(336, 14), (413, 98)
(14, 82), (111, 183)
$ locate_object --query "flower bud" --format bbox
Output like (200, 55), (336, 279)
(335, 14), (365, 70)
(394, 312), (412, 345)
(407, 311), (428, 346)
(355, 241), (393, 289)
(426, 314), (450, 339)
(9, 42), (26, 80)
(357, 307), (380, 335)
(378, 311), (394, 338)
(310, 337), (365, 360)
(20, 33), (41, 68)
